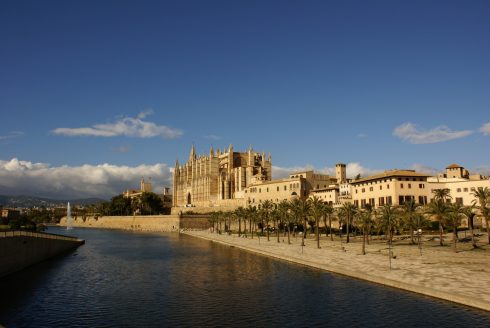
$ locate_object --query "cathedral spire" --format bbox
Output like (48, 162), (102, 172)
(189, 144), (196, 161)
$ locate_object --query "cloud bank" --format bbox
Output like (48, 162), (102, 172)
(52, 111), (183, 139)
(480, 123), (490, 136)
(0, 131), (24, 140)
(0, 158), (172, 199)
(393, 122), (472, 144)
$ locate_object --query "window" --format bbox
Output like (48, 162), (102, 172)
(369, 187), (373, 192)
(399, 196), (405, 205)
(379, 197), (385, 206)
(356, 189), (358, 194)
(380, 185), (383, 190)
(354, 200), (359, 207)
(259, 188), (261, 193)
(362, 188), (365, 193)
(401, 183), (404, 189)
(387, 184), (390, 189)
(471, 187), (475, 191)
(408, 184), (411, 189)
(419, 184), (424, 188)
(369, 198), (375, 206)
(277, 186), (279, 191)
(387, 196), (392, 205)
(266, 188), (269, 192)
(456, 197), (463, 205)
(316, 184), (319, 189)
(284, 186), (287, 191)
(361, 199), (366, 207)
(457, 188), (461, 192)
(464, 188), (468, 192)
(418, 196), (427, 205)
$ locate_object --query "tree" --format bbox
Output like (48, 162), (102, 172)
(321, 203), (335, 241)
(309, 196), (324, 249)
(447, 203), (465, 252)
(401, 199), (420, 244)
(338, 203), (357, 243)
(261, 200), (274, 241)
(278, 200), (292, 244)
(460, 205), (477, 249)
(355, 205), (374, 255)
(290, 198), (310, 247)
(429, 188), (452, 246)
(471, 187), (490, 245)
(376, 205), (399, 268)
(139, 192), (165, 215)
(234, 206), (245, 237)
(109, 195), (132, 216)
(425, 200), (449, 246)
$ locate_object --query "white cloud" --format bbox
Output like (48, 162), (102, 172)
(479, 123), (490, 136)
(113, 145), (132, 153)
(52, 112), (183, 139)
(409, 163), (439, 176)
(357, 133), (367, 138)
(0, 158), (172, 199)
(0, 131), (24, 140)
(204, 135), (221, 141)
(393, 122), (472, 144)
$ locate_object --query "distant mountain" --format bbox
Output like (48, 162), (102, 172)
(0, 195), (106, 208)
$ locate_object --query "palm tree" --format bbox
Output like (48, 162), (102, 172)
(234, 206), (245, 237)
(429, 188), (452, 246)
(270, 207), (281, 243)
(447, 203), (465, 252)
(309, 196), (324, 249)
(290, 198), (310, 247)
(376, 205), (399, 268)
(471, 187), (490, 245)
(460, 205), (477, 249)
(278, 200), (292, 244)
(338, 203), (357, 243)
(355, 205), (374, 255)
(321, 203), (335, 241)
(261, 200), (274, 242)
(425, 200), (449, 246)
(401, 199), (420, 244)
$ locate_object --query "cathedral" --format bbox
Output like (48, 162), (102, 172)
(172, 145), (272, 209)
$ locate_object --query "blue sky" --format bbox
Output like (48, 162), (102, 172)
(0, 0), (489, 198)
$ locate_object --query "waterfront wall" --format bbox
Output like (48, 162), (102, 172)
(0, 231), (84, 278)
(60, 215), (181, 232)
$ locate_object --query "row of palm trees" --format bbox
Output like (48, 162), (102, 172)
(207, 187), (490, 254)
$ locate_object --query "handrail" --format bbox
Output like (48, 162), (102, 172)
(0, 230), (83, 242)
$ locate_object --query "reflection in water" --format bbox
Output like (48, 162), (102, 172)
(1, 227), (489, 327)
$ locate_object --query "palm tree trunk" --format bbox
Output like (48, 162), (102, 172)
(410, 229), (414, 245)
(453, 224), (458, 252)
(301, 218), (306, 246)
(486, 218), (490, 245)
(346, 217), (350, 243)
(362, 231), (366, 255)
(316, 217), (320, 249)
(276, 220), (280, 243)
(287, 225), (291, 244)
(439, 222), (444, 246)
(329, 217), (333, 241)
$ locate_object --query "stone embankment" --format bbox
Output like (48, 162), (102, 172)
(184, 230), (490, 312)
(59, 214), (211, 232)
(0, 230), (84, 278)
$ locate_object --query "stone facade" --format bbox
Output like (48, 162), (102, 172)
(173, 145), (272, 209)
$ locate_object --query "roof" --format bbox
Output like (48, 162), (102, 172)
(350, 170), (431, 185)
(446, 163), (462, 169)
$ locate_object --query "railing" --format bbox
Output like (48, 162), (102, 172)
(0, 230), (83, 242)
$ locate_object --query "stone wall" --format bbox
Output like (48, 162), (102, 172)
(0, 231), (84, 278)
(60, 215), (181, 232)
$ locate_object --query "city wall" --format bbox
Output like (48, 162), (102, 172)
(0, 231), (84, 278)
(59, 215), (181, 232)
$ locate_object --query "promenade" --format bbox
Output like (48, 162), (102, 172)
(184, 230), (490, 312)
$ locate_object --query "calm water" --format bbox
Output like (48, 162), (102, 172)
(1, 227), (489, 328)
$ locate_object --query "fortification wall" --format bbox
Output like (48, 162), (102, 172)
(60, 215), (181, 232)
(0, 231), (84, 278)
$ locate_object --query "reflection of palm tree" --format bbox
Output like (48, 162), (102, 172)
(471, 187), (490, 245)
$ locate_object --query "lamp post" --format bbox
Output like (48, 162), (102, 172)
(418, 228), (422, 255)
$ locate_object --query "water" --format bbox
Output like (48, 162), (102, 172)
(1, 227), (489, 328)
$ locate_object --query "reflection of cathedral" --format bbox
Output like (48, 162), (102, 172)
(172, 145), (272, 208)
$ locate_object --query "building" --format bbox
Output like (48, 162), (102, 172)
(427, 164), (490, 206)
(123, 178), (153, 200)
(350, 170), (431, 208)
(173, 145), (272, 209)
